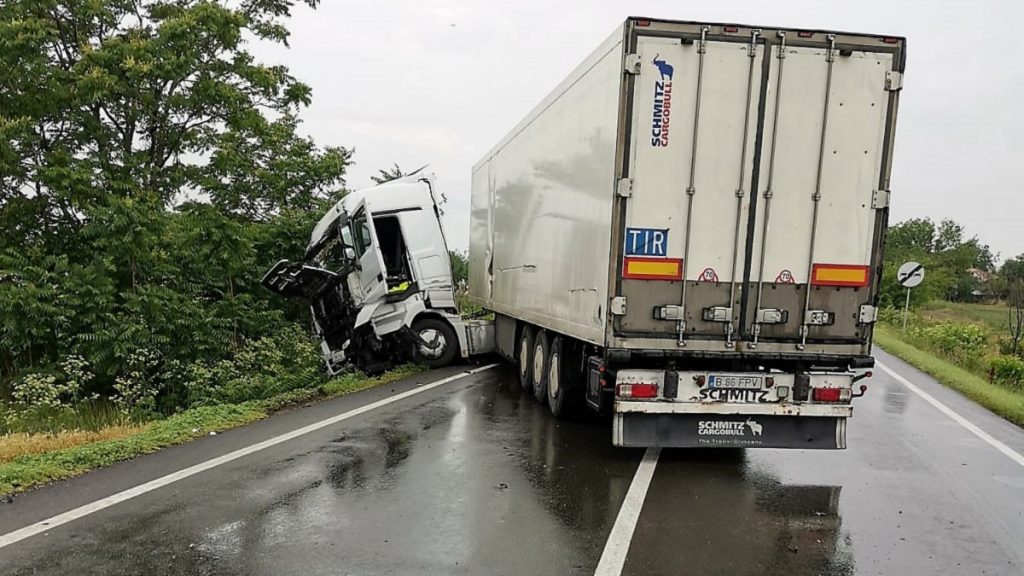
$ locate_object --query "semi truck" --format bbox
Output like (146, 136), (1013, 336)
(264, 17), (906, 449)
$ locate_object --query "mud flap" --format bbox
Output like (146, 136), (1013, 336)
(613, 413), (846, 449)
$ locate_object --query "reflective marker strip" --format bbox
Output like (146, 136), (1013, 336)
(622, 257), (683, 281)
(0, 364), (500, 550)
(811, 263), (869, 287)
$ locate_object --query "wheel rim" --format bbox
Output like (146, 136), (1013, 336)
(519, 335), (529, 377)
(548, 351), (560, 400)
(533, 342), (544, 385)
(417, 328), (446, 359)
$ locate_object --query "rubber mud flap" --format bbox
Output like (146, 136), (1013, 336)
(618, 414), (844, 449)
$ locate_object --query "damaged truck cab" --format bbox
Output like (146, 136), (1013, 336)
(262, 171), (492, 375)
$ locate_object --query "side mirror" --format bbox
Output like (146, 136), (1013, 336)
(345, 247), (356, 260)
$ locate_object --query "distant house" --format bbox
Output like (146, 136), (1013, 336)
(967, 268), (994, 302)
(968, 268), (992, 283)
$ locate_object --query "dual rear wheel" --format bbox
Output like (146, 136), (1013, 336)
(518, 325), (578, 418)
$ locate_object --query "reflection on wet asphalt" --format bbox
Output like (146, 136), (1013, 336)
(7, 369), (640, 575)
(4, 353), (1024, 575)
(625, 449), (851, 576)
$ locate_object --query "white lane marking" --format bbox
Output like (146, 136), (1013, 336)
(594, 447), (661, 576)
(0, 364), (499, 550)
(877, 360), (1024, 468)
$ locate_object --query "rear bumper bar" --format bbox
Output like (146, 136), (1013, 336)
(614, 400), (851, 417)
(613, 402), (849, 449)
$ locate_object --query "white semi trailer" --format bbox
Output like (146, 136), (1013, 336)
(467, 17), (905, 448)
(265, 17), (905, 449)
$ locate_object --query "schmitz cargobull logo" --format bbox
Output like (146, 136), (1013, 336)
(650, 54), (673, 147)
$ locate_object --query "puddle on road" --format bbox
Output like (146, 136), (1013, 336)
(626, 450), (853, 576)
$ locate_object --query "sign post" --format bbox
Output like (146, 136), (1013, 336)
(896, 261), (925, 331)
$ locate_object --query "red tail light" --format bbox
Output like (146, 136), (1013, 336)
(797, 31), (814, 38)
(723, 26), (739, 33)
(617, 383), (659, 399)
(812, 387), (851, 403)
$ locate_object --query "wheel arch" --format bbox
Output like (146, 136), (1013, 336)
(411, 310), (469, 360)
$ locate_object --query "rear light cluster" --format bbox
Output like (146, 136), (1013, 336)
(616, 383), (659, 399)
(811, 387), (852, 403)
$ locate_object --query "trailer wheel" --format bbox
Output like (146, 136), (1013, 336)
(517, 326), (535, 392)
(547, 336), (572, 418)
(532, 330), (550, 403)
(411, 318), (458, 368)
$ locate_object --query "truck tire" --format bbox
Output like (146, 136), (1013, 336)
(517, 326), (535, 392)
(532, 330), (550, 403)
(411, 318), (458, 368)
(547, 336), (574, 418)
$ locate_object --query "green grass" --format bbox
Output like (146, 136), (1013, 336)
(919, 301), (1009, 334)
(0, 365), (424, 495)
(875, 325), (1024, 427)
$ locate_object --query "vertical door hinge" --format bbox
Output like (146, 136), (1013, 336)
(610, 296), (627, 316)
(624, 53), (642, 75)
(871, 189), (891, 209)
(885, 70), (903, 91)
(616, 178), (633, 197)
(859, 305), (878, 324)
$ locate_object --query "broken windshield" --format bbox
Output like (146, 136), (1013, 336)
(309, 220), (357, 272)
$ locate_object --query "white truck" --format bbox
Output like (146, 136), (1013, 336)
(266, 17), (906, 449)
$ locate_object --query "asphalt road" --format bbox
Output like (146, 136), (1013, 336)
(1, 348), (1023, 575)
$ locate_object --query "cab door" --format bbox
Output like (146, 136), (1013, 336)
(348, 203), (388, 306)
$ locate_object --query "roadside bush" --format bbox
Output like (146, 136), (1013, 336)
(185, 326), (324, 407)
(909, 322), (988, 369)
(877, 306), (924, 330)
(989, 355), (1024, 391)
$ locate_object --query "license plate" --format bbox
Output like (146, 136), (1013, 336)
(708, 375), (763, 390)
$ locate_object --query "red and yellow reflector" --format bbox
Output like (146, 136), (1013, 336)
(623, 257), (683, 281)
(811, 263), (870, 287)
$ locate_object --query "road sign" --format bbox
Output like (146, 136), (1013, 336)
(897, 261), (925, 288)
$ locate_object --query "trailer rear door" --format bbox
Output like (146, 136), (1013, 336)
(616, 27), (898, 350)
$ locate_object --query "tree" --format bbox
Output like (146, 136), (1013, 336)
(880, 218), (994, 307)
(1002, 255), (1024, 283)
(1008, 280), (1024, 356)
(0, 0), (348, 403)
(449, 250), (469, 284)
(370, 163), (407, 185)
(0, 0), (348, 246)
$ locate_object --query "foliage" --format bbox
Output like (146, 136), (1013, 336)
(370, 163), (407, 185)
(449, 250), (468, 284)
(881, 218), (995, 307)
(873, 326), (1024, 428)
(0, 0), (349, 423)
(0, 364), (423, 495)
(1000, 255), (1024, 283)
(988, 355), (1024, 391)
(1006, 281), (1024, 356)
(908, 322), (988, 368)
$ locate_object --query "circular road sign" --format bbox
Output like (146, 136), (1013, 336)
(897, 261), (925, 288)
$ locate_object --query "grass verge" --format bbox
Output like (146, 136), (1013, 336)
(0, 365), (424, 496)
(875, 325), (1024, 427)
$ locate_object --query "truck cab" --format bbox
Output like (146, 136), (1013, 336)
(262, 171), (491, 374)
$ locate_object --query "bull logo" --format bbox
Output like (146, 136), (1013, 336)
(745, 418), (763, 436)
(652, 54), (674, 80)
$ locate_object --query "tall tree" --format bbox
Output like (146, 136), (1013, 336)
(0, 0), (349, 389)
(0, 0), (349, 249)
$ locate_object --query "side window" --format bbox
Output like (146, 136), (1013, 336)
(349, 209), (373, 256)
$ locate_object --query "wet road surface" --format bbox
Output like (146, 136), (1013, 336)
(1, 349), (1023, 575)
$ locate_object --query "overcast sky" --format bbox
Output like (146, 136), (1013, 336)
(253, 0), (1023, 262)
